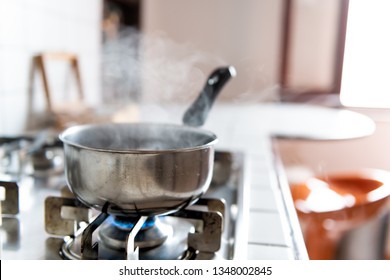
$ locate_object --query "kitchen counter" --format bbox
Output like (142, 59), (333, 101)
(135, 102), (375, 259)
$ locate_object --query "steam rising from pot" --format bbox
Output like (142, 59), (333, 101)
(101, 27), (227, 106)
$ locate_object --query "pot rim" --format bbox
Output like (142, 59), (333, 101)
(59, 122), (218, 154)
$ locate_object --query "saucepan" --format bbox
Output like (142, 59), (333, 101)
(60, 66), (236, 217)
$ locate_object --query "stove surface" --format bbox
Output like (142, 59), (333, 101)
(0, 150), (249, 260)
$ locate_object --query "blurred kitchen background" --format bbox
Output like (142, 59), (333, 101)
(0, 0), (349, 134)
(3, 0), (390, 182)
(1, 0), (390, 259)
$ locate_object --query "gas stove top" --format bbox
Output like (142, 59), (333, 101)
(0, 145), (249, 260)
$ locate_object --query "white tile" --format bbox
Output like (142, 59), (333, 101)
(249, 155), (274, 189)
(248, 212), (291, 246)
(0, 93), (30, 134)
(0, 0), (25, 46)
(44, 16), (63, 50)
(250, 188), (278, 211)
(55, 0), (79, 17)
(77, 24), (102, 53)
(24, 0), (53, 10)
(0, 49), (29, 92)
(78, 0), (103, 23)
(24, 8), (46, 51)
(247, 244), (294, 260)
(250, 150), (269, 161)
(250, 169), (273, 189)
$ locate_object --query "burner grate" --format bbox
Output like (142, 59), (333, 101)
(44, 194), (225, 260)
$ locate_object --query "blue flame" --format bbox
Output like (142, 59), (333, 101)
(109, 216), (156, 230)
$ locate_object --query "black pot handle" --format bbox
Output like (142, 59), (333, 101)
(182, 66), (236, 127)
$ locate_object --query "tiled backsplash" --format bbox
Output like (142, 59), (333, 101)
(0, 0), (102, 134)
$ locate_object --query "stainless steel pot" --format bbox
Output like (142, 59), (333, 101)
(60, 66), (236, 216)
(60, 123), (217, 216)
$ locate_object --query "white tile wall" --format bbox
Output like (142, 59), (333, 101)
(0, 0), (103, 134)
(245, 136), (302, 259)
(248, 212), (291, 246)
(250, 189), (278, 211)
(247, 244), (294, 260)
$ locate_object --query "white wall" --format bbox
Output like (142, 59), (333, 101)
(0, 0), (102, 134)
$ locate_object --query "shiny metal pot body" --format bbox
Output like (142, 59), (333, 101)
(60, 123), (217, 216)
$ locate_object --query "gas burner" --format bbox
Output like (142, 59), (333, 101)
(62, 216), (191, 260)
(25, 149), (64, 178)
(0, 135), (64, 178)
(45, 196), (225, 260)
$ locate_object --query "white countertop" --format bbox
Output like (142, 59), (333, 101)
(132, 102), (375, 141)
(134, 101), (375, 259)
